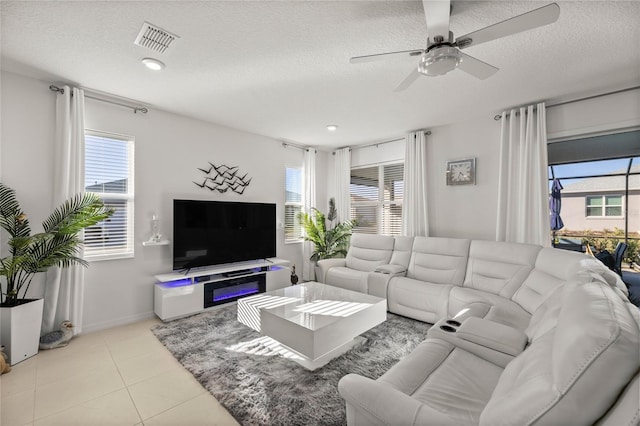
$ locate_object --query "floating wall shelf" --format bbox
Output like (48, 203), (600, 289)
(142, 240), (170, 247)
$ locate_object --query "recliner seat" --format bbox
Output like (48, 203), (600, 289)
(317, 233), (395, 293)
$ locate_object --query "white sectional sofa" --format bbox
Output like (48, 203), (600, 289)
(316, 234), (640, 425)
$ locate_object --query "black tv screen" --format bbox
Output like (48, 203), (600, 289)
(173, 200), (276, 271)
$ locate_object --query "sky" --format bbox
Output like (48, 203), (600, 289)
(550, 157), (639, 181)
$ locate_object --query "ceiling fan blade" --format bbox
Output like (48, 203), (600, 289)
(422, 0), (451, 41)
(394, 68), (421, 92)
(455, 3), (560, 49)
(457, 52), (499, 80)
(350, 49), (424, 64)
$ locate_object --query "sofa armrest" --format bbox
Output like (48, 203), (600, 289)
(449, 302), (491, 321)
(338, 374), (453, 425)
(456, 317), (527, 356)
(367, 265), (407, 299)
(315, 258), (346, 283)
(427, 317), (526, 368)
(374, 264), (407, 275)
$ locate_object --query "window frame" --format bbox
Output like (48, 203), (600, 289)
(84, 129), (135, 261)
(350, 161), (404, 236)
(585, 194), (624, 218)
(284, 166), (304, 243)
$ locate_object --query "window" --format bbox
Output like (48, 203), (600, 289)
(84, 131), (135, 260)
(350, 163), (403, 235)
(285, 167), (303, 242)
(586, 195), (623, 217)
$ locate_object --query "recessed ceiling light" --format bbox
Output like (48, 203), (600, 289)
(327, 125), (338, 131)
(142, 58), (165, 71)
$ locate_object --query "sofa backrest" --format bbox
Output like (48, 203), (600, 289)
(523, 283), (565, 342)
(406, 236), (471, 285)
(514, 247), (590, 314)
(345, 233), (395, 272)
(389, 236), (414, 269)
(463, 240), (541, 299)
(480, 280), (640, 425)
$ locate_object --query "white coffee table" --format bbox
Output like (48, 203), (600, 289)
(237, 281), (386, 370)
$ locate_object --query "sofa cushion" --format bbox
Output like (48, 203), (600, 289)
(596, 372), (640, 426)
(514, 247), (603, 314)
(480, 281), (640, 425)
(387, 277), (452, 323)
(345, 233), (395, 272)
(324, 267), (369, 294)
(377, 338), (503, 424)
(464, 240), (541, 299)
(407, 237), (471, 284)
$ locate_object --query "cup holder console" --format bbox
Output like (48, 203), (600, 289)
(439, 319), (462, 333)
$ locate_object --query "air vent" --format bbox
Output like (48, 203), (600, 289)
(134, 21), (179, 54)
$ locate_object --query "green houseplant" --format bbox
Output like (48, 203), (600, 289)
(0, 182), (113, 306)
(0, 182), (113, 364)
(298, 198), (355, 264)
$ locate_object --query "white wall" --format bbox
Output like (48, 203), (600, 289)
(1, 71), (316, 332)
(0, 72), (56, 297)
(427, 118), (502, 239)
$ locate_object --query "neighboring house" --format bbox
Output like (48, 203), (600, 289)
(558, 170), (640, 234)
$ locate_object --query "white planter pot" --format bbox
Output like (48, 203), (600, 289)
(0, 298), (44, 365)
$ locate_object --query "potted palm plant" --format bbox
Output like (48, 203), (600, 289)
(298, 198), (355, 269)
(0, 182), (113, 364)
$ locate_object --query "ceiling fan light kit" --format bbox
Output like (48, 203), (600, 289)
(350, 1), (560, 90)
(418, 46), (461, 77)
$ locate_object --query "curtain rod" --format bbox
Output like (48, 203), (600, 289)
(494, 85), (640, 121)
(49, 85), (148, 114)
(281, 141), (316, 152)
(332, 130), (431, 155)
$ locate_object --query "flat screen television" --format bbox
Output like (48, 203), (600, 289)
(173, 199), (276, 271)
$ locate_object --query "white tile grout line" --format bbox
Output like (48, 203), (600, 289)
(9, 320), (176, 425)
(107, 326), (149, 425)
(29, 331), (124, 423)
(140, 391), (213, 424)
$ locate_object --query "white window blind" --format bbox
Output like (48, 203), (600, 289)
(84, 131), (135, 260)
(285, 167), (303, 242)
(350, 163), (403, 235)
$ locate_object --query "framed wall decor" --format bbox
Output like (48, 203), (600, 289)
(446, 158), (476, 186)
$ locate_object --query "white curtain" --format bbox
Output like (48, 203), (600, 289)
(332, 147), (351, 223)
(496, 102), (551, 246)
(43, 86), (86, 335)
(302, 148), (317, 281)
(402, 131), (429, 236)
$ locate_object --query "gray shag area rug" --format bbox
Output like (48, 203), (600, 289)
(151, 304), (430, 426)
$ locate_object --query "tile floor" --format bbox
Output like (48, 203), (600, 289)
(0, 317), (239, 426)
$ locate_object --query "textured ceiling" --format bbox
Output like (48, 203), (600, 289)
(2, 1), (639, 149)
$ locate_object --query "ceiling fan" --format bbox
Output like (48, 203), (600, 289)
(350, 1), (560, 91)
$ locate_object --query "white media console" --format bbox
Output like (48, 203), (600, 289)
(154, 258), (291, 321)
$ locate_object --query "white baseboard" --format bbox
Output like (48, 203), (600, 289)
(82, 311), (156, 334)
